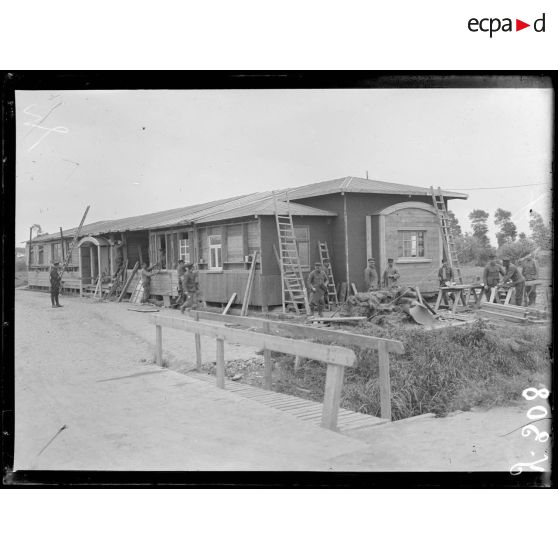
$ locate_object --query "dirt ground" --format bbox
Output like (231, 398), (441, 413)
(12, 288), (552, 474)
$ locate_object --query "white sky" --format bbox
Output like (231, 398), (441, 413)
(15, 88), (552, 245)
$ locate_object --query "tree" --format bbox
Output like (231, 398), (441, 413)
(494, 208), (517, 246)
(529, 210), (551, 250)
(518, 232), (526, 240)
(468, 209), (490, 247)
(446, 210), (462, 237)
(498, 237), (536, 263)
(455, 233), (493, 266)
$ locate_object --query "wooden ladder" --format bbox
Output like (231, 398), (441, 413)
(59, 205), (90, 281)
(430, 187), (463, 284)
(273, 192), (310, 315)
(318, 241), (338, 307)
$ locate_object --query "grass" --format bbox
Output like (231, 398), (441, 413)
(273, 320), (551, 420)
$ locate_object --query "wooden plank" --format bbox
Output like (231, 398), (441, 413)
(321, 364), (346, 430)
(222, 292), (237, 315)
(150, 315), (356, 367)
(477, 310), (527, 324)
(308, 316), (367, 323)
(190, 310), (405, 354)
(155, 325), (163, 366)
(378, 342), (392, 421)
(480, 302), (528, 315)
(263, 321), (272, 390)
(241, 252), (257, 316)
(216, 337), (225, 389)
(119, 262), (140, 302)
(194, 312), (202, 372)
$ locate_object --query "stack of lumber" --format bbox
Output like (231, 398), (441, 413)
(340, 288), (418, 319)
(477, 302), (547, 325)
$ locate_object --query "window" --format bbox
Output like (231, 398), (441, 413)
(294, 226), (310, 269)
(208, 235), (222, 270)
(38, 245), (44, 265)
(179, 232), (190, 263)
(52, 243), (62, 263)
(226, 225), (243, 262)
(398, 231), (425, 258)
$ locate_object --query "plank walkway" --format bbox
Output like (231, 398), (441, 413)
(187, 371), (389, 433)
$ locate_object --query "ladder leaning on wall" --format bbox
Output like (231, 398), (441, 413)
(318, 241), (338, 307)
(273, 192), (310, 315)
(430, 186), (463, 285)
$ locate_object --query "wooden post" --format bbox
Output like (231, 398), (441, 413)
(378, 342), (392, 421)
(155, 325), (163, 366)
(263, 321), (272, 390)
(216, 337), (225, 389)
(294, 355), (301, 371)
(194, 312), (202, 372)
(321, 363), (345, 430)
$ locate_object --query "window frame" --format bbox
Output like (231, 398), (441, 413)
(208, 234), (223, 271)
(293, 226), (310, 271)
(398, 230), (426, 259)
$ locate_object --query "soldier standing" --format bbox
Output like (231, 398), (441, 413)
(382, 258), (400, 289)
(140, 262), (159, 304)
(307, 262), (328, 317)
(502, 257), (525, 307)
(180, 263), (200, 312)
(364, 258), (379, 291)
(520, 254), (539, 305)
(482, 254), (505, 301)
(50, 261), (63, 308)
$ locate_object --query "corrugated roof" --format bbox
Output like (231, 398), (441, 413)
(275, 176), (468, 201)
(33, 192), (336, 241)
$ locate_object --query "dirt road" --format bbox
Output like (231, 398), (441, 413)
(13, 289), (551, 474)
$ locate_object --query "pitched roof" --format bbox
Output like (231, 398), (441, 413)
(275, 176), (468, 201)
(33, 192), (336, 241)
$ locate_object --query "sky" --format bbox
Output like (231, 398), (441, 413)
(15, 88), (552, 245)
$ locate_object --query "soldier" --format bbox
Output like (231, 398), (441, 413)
(382, 258), (400, 289)
(520, 254), (539, 305)
(438, 259), (454, 286)
(482, 254), (505, 301)
(364, 258), (379, 291)
(307, 262), (328, 317)
(50, 261), (63, 308)
(140, 262), (159, 304)
(176, 259), (186, 305)
(502, 257), (525, 307)
(180, 263), (200, 313)
(112, 240), (125, 279)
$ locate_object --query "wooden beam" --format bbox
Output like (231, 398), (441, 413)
(378, 342), (392, 421)
(194, 312), (202, 372)
(216, 337), (225, 389)
(222, 292), (237, 315)
(321, 364), (345, 430)
(263, 321), (272, 390)
(150, 315), (356, 367)
(190, 310), (405, 354)
(155, 325), (163, 366)
(117, 261), (140, 302)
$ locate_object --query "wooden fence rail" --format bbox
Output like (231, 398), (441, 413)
(187, 310), (404, 420)
(150, 314), (356, 430)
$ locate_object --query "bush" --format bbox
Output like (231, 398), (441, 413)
(275, 320), (551, 420)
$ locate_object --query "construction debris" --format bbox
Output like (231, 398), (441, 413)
(477, 301), (549, 325)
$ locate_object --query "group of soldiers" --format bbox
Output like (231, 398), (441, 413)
(140, 259), (201, 310)
(481, 253), (539, 306)
(437, 253), (539, 307)
(307, 257), (403, 317)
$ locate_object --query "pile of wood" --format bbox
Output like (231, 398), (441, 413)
(340, 288), (419, 319)
(478, 302), (549, 325)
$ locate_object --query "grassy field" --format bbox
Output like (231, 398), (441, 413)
(274, 319), (551, 420)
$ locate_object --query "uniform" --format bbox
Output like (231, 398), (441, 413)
(180, 268), (200, 311)
(502, 262), (525, 306)
(49, 265), (62, 307)
(382, 264), (400, 288)
(141, 266), (157, 303)
(364, 265), (379, 290)
(438, 264), (454, 286)
(521, 258), (539, 305)
(307, 267), (328, 316)
(483, 261), (504, 300)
